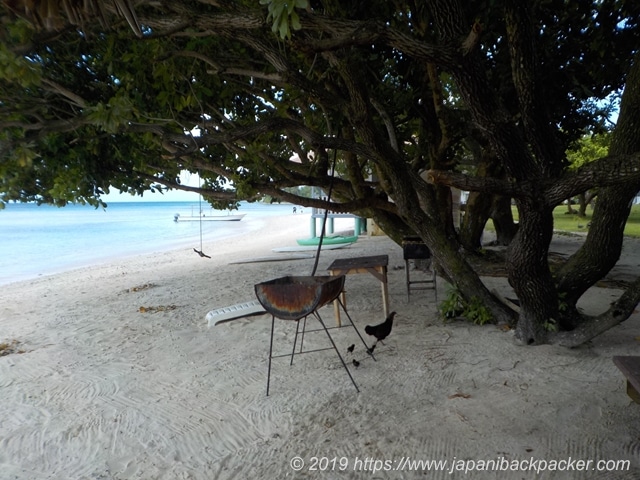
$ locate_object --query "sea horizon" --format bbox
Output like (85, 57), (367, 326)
(0, 200), (299, 285)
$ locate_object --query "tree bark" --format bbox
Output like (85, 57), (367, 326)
(460, 190), (491, 250)
(409, 208), (516, 326)
(554, 275), (640, 347)
(556, 185), (636, 307)
(576, 192), (586, 218)
(556, 51), (640, 311)
(459, 152), (511, 250)
(507, 202), (558, 344)
(491, 195), (518, 245)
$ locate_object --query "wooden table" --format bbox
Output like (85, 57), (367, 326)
(327, 255), (389, 325)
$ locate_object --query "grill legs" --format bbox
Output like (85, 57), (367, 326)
(266, 300), (368, 396)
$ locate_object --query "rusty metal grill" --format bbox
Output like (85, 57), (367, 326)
(254, 275), (370, 395)
(254, 275), (345, 321)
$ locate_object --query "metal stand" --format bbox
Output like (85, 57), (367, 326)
(402, 236), (437, 303)
(266, 298), (372, 396)
(404, 258), (437, 302)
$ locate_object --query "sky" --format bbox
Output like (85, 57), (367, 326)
(101, 171), (201, 202)
(102, 188), (199, 202)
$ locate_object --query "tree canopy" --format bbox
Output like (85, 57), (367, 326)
(2, 0), (640, 346)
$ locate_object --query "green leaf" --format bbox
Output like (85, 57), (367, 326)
(85, 94), (133, 133)
(290, 11), (301, 31)
(14, 144), (39, 167)
(278, 18), (290, 39)
(261, 0), (305, 39)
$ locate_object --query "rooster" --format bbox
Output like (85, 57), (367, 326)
(365, 311), (396, 349)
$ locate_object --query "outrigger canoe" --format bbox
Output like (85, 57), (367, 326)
(296, 235), (358, 246)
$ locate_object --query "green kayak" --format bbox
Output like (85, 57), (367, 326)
(296, 235), (359, 246)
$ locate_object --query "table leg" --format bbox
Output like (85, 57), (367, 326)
(329, 270), (342, 326)
(380, 266), (389, 318)
(333, 298), (342, 327)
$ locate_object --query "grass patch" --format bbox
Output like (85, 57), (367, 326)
(485, 204), (640, 238)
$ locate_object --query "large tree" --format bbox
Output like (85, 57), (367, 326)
(2, 0), (640, 346)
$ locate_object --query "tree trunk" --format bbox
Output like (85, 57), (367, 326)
(507, 202), (558, 344)
(460, 193), (517, 249)
(576, 192), (587, 218)
(415, 217), (516, 326)
(393, 173), (516, 327)
(556, 184), (636, 306)
(459, 151), (518, 249)
(554, 275), (640, 347)
(490, 195), (518, 245)
(566, 200), (575, 214)
(459, 190), (491, 250)
(556, 50), (640, 310)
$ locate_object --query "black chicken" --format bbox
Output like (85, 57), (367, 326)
(365, 311), (396, 347)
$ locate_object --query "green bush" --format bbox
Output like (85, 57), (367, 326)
(439, 287), (494, 325)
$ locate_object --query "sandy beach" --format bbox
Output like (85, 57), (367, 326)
(1, 214), (639, 479)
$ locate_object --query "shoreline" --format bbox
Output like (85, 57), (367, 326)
(0, 202), (300, 286)
(1, 213), (312, 287)
(1, 217), (639, 479)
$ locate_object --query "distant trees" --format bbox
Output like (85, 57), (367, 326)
(565, 133), (611, 217)
(2, 0), (640, 346)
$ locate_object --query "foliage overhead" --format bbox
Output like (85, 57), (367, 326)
(2, 0), (640, 346)
(567, 133), (611, 170)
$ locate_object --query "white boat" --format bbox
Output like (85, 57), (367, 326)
(174, 212), (246, 222)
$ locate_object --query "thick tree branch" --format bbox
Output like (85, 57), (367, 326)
(544, 153), (640, 205)
(256, 184), (395, 214)
(2, 0), (143, 36)
(40, 79), (88, 108)
(553, 275), (640, 347)
(461, 19), (482, 55)
(504, 0), (563, 174)
(427, 152), (640, 205)
(297, 14), (458, 69)
(553, 50), (640, 309)
(127, 118), (376, 159)
(425, 169), (533, 197)
(17, 116), (92, 136)
(167, 50), (283, 83)
(134, 171), (239, 201)
(370, 98), (399, 152)
(142, 11), (263, 35)
(427, 0), (540, 182)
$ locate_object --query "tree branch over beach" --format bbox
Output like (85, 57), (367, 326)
(2, 0), (640, 346)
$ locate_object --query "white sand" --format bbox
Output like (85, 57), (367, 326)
(1, 215), (639, 479)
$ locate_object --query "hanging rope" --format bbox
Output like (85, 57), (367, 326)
(310, 147), (339, 276)
(193, 172), (211, 258)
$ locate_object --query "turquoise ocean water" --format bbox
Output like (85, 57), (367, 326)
(0, 201), (295, 285)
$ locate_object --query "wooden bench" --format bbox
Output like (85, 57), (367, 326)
(613, 356), (640, 404)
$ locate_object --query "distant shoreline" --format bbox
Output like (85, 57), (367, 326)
(0, 202), (301, 286)
(0, 210), (309, 286)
